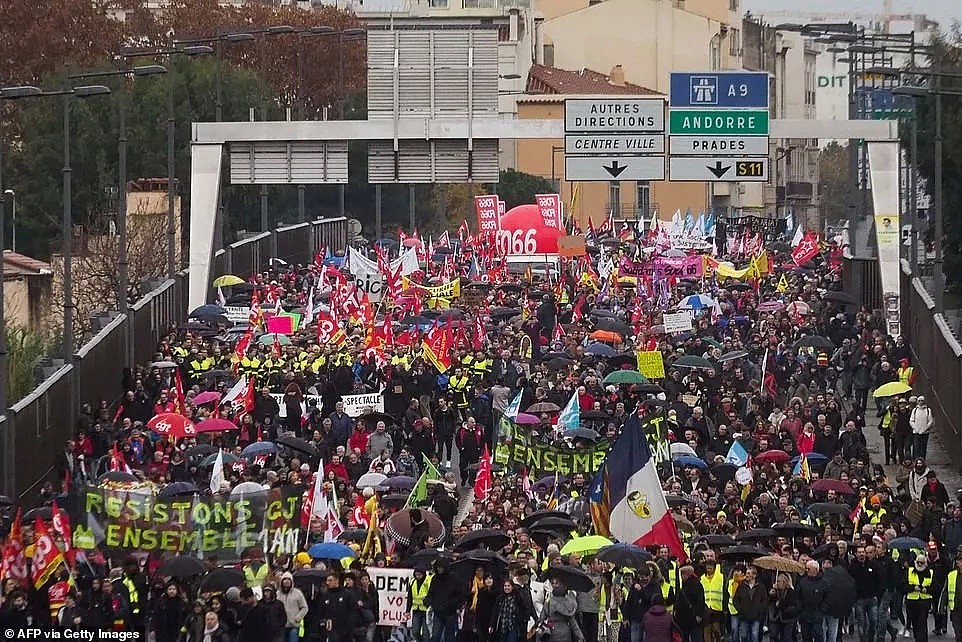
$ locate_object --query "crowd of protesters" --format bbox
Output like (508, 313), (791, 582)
(0, 223), (959, 642)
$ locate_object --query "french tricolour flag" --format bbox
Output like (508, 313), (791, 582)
(590, 410), (686, 561)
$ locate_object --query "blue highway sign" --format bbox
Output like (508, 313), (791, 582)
(670, 72), (770, 109)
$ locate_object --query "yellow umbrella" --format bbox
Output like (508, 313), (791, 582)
(212, 274), (245, 287)
(873, 381), (912, 398)
(559, 535), (613, 556)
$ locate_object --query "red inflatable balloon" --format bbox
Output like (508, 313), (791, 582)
(496, 204), (563, 255)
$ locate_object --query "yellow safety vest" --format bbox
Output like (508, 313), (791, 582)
(727, 579), (740, 615)
(244, 564), (269, 587)
(949, 570), (962, 611)
(906, 569), (933, 600)
(701, 572), (724, 612)
(411, 576), (432, 611)
(898, 368), (913, 385)
(122, 577), (140, 614)
(867, 507), (887, 525)
(599, 585), (626, 623)
(661, 581), (673, 613)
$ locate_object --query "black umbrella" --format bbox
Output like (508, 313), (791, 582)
(565, 427), (601, 441)
(184, 444), (218, 461)
(357, 412), (397, 426)
(402, 549), (455, 568)
(595, 318), (630, 335)
(823, 566), (858, 617)
(381, 494), (410, 510)
(696, 534), (736, 547)
(793, 336), (835, 351)
(276, 435), (319, 459)
(719, 545), (769, 561)
(547, 358), (573, 371)
(489, 307), (522, 319)
(710, 463), (738, 484)
(823, 291), (858, 305)
(337, 529), (369, 544)
(200, 567), (245, 592)
(636, 383), (666, 394)
(23, 507), (52, 521)
(0, 495), (13, 506)
(589, 309), (617, 318)
(545, 565), (596, 592)
(158, 482), (201, 498)
(607, 354), (637, 369)
(459, 549), (509, 567)
(521, 511), (575, 529)
(157, 556), (205, 579)
(772, 522), (820, 538)
(734, 529), (776, 543)
(580, 410), (610, 422)
(665, 494), (695, 508)
(595, 543), (652, 568)
(98, 470), (139, 484)
(454, 529), (512, 552)
(808, 503), (852, 516)
(717, 350), (749, 362)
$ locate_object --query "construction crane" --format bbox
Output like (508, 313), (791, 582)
(759, 0), (935, 34)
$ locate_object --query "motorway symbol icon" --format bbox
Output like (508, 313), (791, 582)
(690, 76), (718, 105)
(604, 161), (628, 178)
(707, 161), (731, 178)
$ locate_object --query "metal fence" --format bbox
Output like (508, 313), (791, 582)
(1, 216), (348, 501)
(899, 259), (962, 468)
(842, 256), (883, 312)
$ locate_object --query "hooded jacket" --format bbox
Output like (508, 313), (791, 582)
(277, 572), (309, 628)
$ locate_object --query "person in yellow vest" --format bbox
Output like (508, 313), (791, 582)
(115, 557), (147, 637)
(700, 558), (725, 642)
(864, 495), (888, 525)
(448, 368), (471, 417)
(905, 554), (934, 642)
(407, 567), (433, 642)
(243, 556), (270, 588)
(599, 573), (627, 642)
(946, 555), (962, 642)
(726, 566), (745, 641)
(897, 358), (917, 387)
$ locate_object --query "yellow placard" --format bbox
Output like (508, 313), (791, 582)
(636, 350), (666, 380)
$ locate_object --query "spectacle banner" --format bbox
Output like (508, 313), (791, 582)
(71, 487), (303, 560)
(494, 420), (609, 475)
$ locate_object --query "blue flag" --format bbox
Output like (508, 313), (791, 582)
(725, 441), (749, 467)
(504, 391), (523, 421)
(557, 391), (580, 433)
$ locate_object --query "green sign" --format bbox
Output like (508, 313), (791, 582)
(669, 109), (769, 135)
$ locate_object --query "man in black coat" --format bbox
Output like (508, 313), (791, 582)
(796, 560), (829, 642)
(426, 560), (468, 642)
(674, 566), (706, 642)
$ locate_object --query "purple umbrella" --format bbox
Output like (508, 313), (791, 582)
(514, 413), (541, 425)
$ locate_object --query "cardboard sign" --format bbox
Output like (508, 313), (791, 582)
(662, 311), (694, 334)
(368, 568), (415, 626)
(557, 235), (587, 258)
(635, 350), (666, 380)
(224, 306), (250, 324)
(341, 392), (385, 418)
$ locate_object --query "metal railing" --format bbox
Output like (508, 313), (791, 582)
(1, 216), (348, 501)
(899, 259), (962, 469)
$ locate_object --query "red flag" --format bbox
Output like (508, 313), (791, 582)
(31, 518), (64, 590)
(232, 330), (253, 374)
(110, 443), (132, 474)
(271, 335), (282, 359)
(1, 509), (29, 587)
(473, 445), (493, 501)
(316, 311), (346, 347)
(792, 231), (821, 266)
(421, 321), (454, 373)
(472, 315), (485, 351)
(173, 368), (188, 416)
(51, 500), (74, 566)
(248, 291), (263, 329)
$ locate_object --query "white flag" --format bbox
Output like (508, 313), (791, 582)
(303, 288), (316, 327)
(210, 449), (226, 494)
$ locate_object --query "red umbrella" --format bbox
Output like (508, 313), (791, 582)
(754, 450), (790, 464)
(811, 479), (856, 495)
(195, 418), (239, 433)
(147, 413), (196, 439)
(192, 391), (222, 406)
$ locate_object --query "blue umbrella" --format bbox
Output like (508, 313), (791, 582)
(672, 455), (708, 470)
(308, 542), (356, 560)
(888, 537), (927, 552)
(241, 442), (277, 458)
(677, 294), (716, 310)
(585, 342), (617, 357)
(791, 453), (828, 464)
(189, 304), (226, 318)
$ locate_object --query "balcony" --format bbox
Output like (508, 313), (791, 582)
(786, 181), (814, 200)
(606, 203), (660, 226)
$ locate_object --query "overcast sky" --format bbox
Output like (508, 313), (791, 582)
(743, 0), (959, 32)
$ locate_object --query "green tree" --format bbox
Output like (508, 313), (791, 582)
(817, 142), (851, 224)
(6, 327), (50, 404)
(495, 169), (556, 210)
(903, 31), (962, 284)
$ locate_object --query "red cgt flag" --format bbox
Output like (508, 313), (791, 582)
(1, 509), (29, 587)
(31, 518), (65, 590)
(421, 321), (454, 373)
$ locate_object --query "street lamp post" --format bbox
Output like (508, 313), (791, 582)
(0, 146), (7, 495)
(68, 65), (167, 312)
(0, 84), (111, 441)
(2, 189), (13, 253)
(120, 46), (213, 277)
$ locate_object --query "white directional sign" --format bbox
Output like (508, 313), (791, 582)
(565, 156), (665, 182)
(668, 135), (769, 157)
(565, 99), (665, 133)
(565, 134), (665, 155)
(668, 156), (769, 182)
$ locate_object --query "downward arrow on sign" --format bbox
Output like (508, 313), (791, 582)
(603, 160), (628, 178)
(707, 161), (731, 178)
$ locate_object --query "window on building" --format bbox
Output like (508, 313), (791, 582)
(636, 181), (651, 218)
(428, 0), (449, 7)
(729, 28), (741, 57)
(729, 0), (738, 11)
(609, 182), (621, 217)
